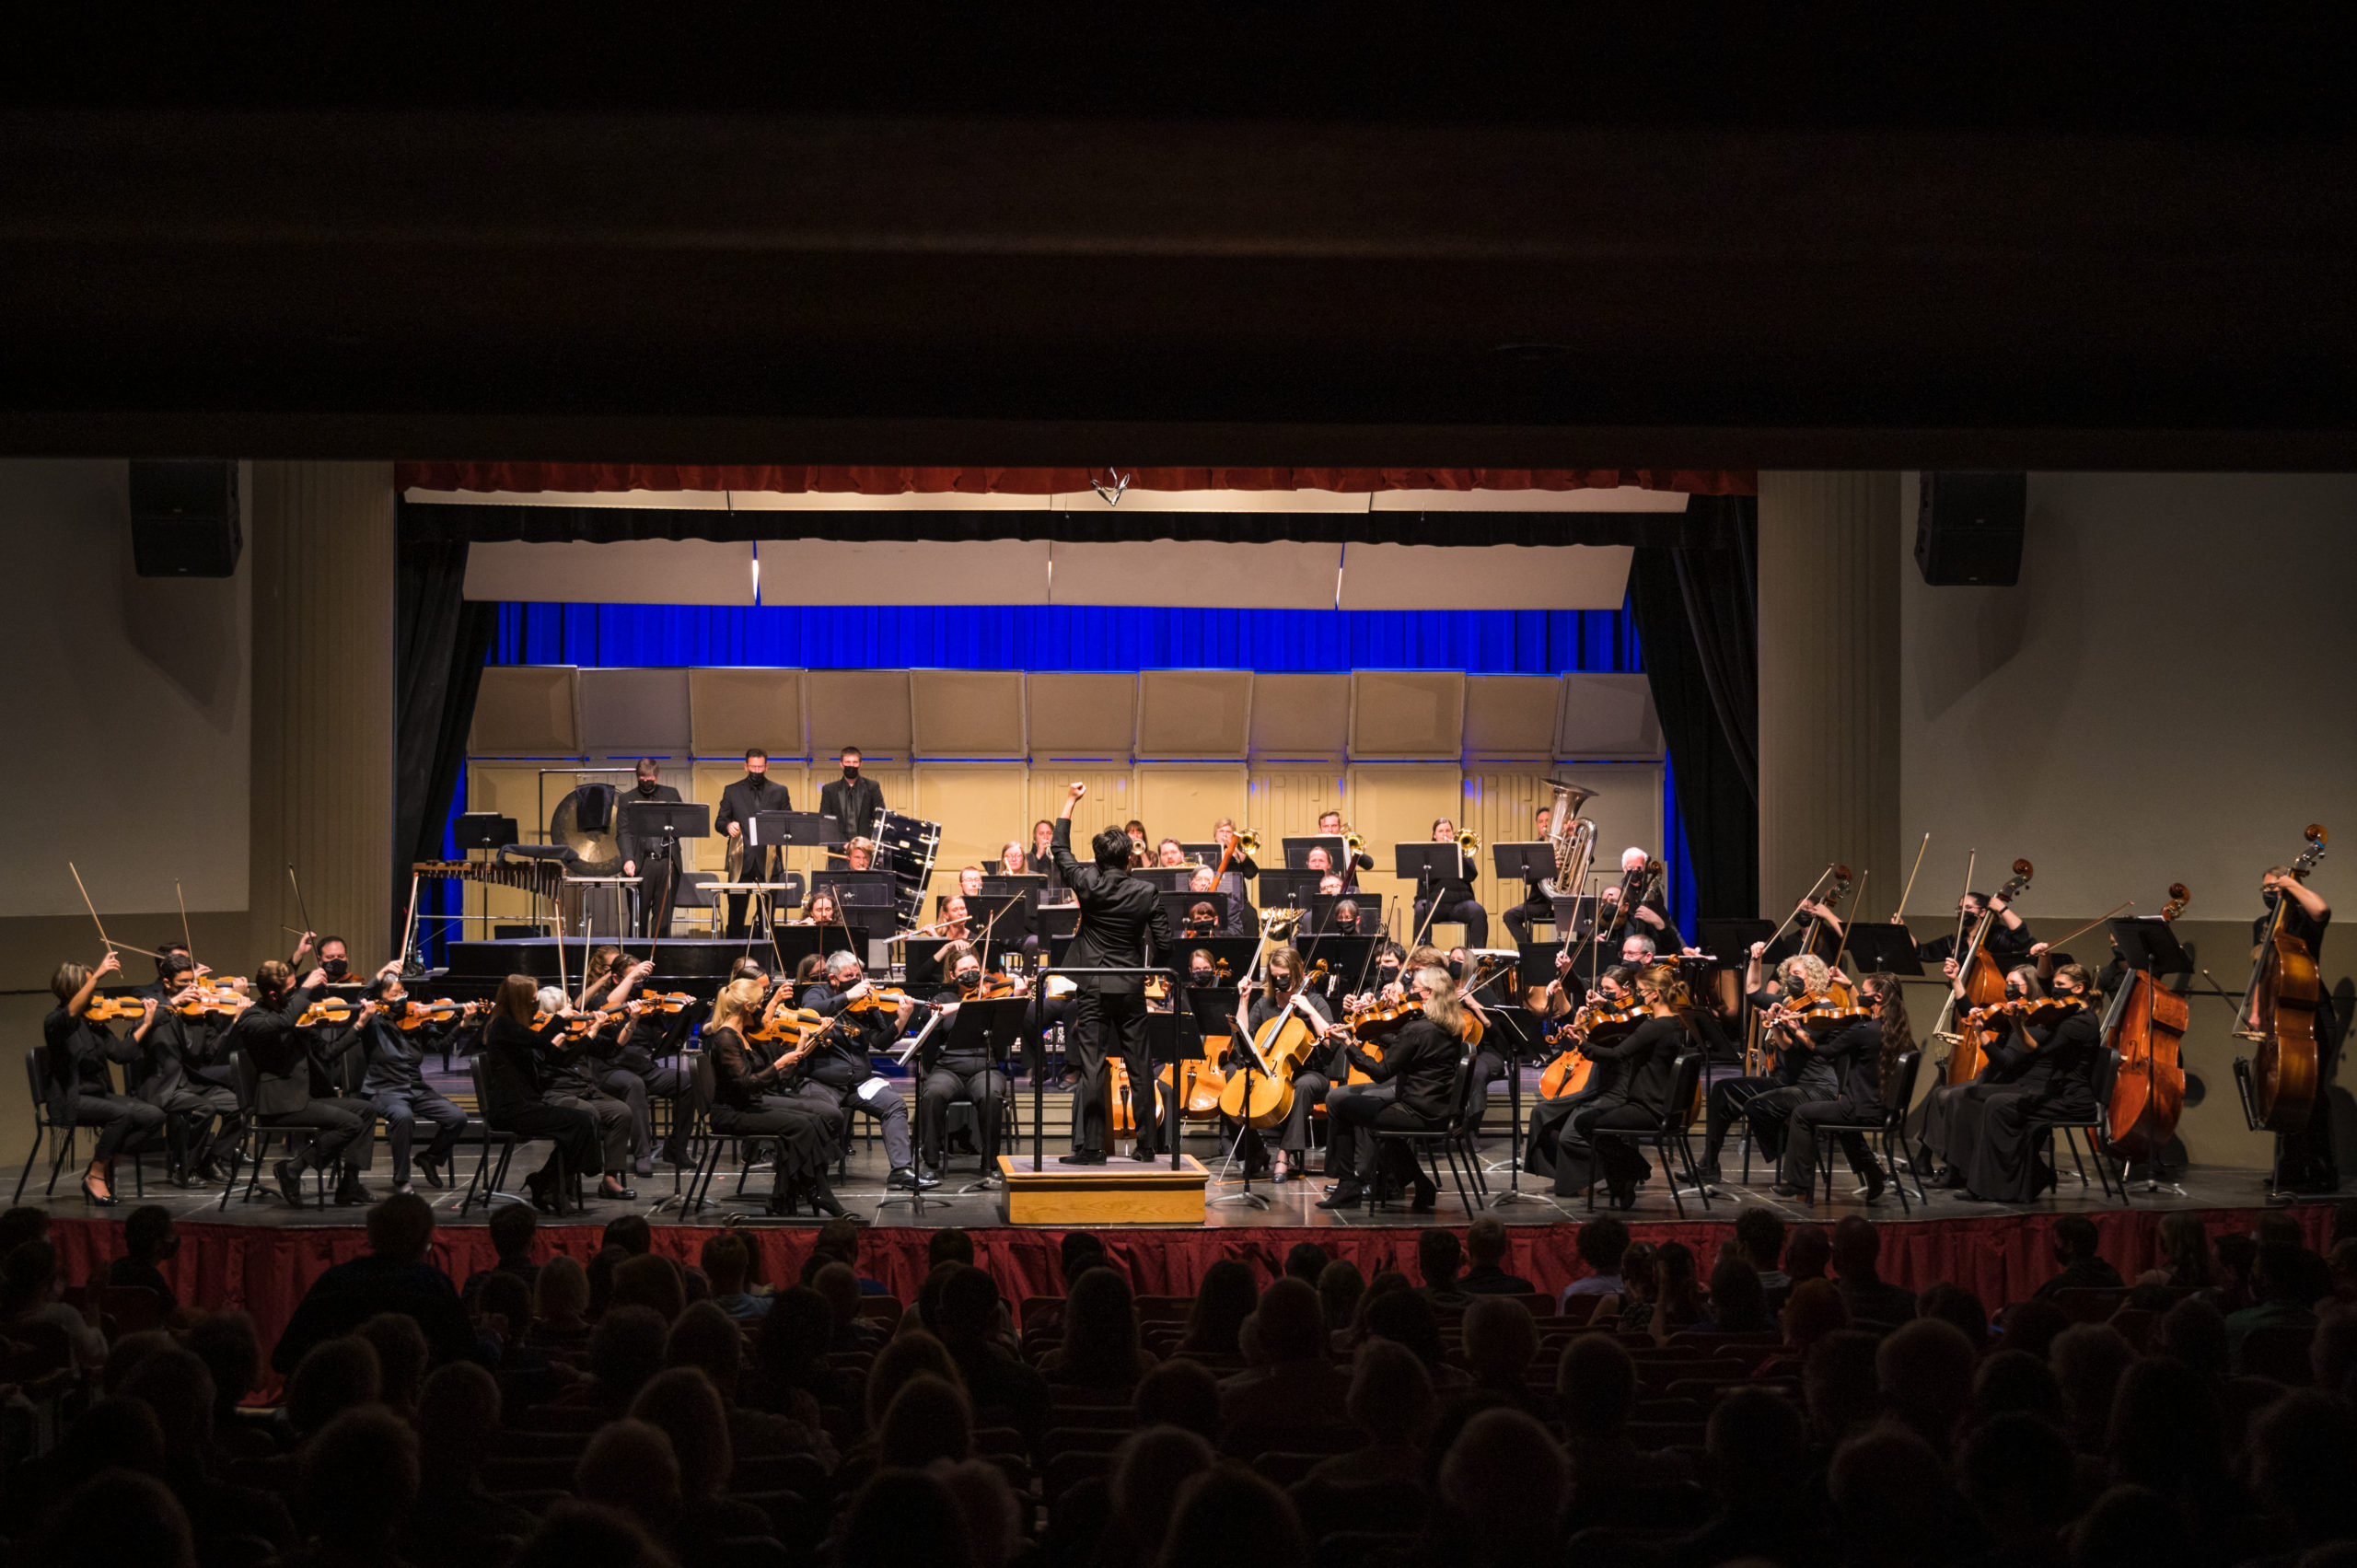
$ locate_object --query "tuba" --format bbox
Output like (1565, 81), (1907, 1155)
(1538, 780), (1598, 899)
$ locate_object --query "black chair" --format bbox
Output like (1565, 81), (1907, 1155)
(215, 1052), (332, 1210)
(1585, 1052), (1713, 1219)
(2024, 1049), (2124, 1202)
(13, 1050), (153, 1203)
(1807, 1050), (1926, 1213)
(682, 1049), (770, 1214)
(458, 1057), (523, 1216)
(1370, 1050), (1485, 1216)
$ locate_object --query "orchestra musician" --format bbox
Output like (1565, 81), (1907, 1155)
(1414, 819), (1489, 947)
(1052, 782), (1176, 1165)
(227, 959), (379, 1209)
(618, 759), (687, 938)
(933, 895), (975, 946)
(1231, 946), (1335, 1183)
(1930, 963), (2105, 1202)
(1184, 900), (1222, 939)
(1328, 897), (1364, 936)
(703, 978), (844, 1217)
(715, 747), (793, 938)
(353, 970), (471, 1197)
(475, 975), (624, 1213)
(135, 947), (243, 1186)
(1316, 963), (1470, 1212)
(998, 841), (1030, 877)
(1904, 890), (2036, 973)
(800, 951), (933, 1191)
(819, 746), (886, 848)
(1027, 819), (1062, 889)
(292, 934), (366, 1094)
(1156, 838), (1188, 868)
(917, 942), (1019, 1178)
(1918, 961), (2044, 1179)
(1210, 819), (1259, 935)
(1691, 949), (1843, 1188)
(578, 948), (690, 1176)
(525, 983), (638, 1201)
(1600, 847), (1678, 947)
(44, 953), (166, 1205)
(1552, 962), (1695, 1209)
(1502, 804), (1557, 945)
(1318, 811), (1376, 889)
(1125, 820), (1152, 868)
(1521, 961), (1637, 1191)
(2258, 861), (2336, 1193)
(1774, 971), (1910, 1201)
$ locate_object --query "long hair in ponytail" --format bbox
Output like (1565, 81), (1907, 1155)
(1868, 970), (1913, 1102)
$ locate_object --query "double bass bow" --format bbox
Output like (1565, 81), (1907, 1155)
(2103, 882), (2191, 1166)
(2241, 825), (2328, 1135)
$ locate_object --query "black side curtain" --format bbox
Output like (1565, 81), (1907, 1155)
(1629, 494), (1758, 923)
(395, 517), (497, 936)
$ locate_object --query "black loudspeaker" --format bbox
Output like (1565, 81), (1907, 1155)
(1914, 470), (2026, 586)
(129, 460), (242, 577)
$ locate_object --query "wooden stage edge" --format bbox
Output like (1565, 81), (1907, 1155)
(996, 1154), (1211, 1226)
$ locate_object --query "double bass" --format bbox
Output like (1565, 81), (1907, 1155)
(1942, 858), (2034, 1086)
(2243, 825), (2329, 1134)
(2104, 883), (2191, 1163)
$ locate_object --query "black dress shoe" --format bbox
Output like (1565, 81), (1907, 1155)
(1317, 1182), (1365, 1211)
(1770, 1181), (1809, 1199)
(1410, 1178), (1438, 1213)
(807, 1177), (848, 1217)
(1058, 1152), (1108, 1166)
(415, 1155), (446, 1189)
(525, 1169), (560, 1214)
(335, 1177), (368, 1206)
(274, 1161), (306, 1208)
(598, 1178), (637, 1201)
(81, 1177), (118, 1208)
(1861, 1164), (1887, 1202)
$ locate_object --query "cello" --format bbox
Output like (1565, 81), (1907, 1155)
(2103, 883), (2191, 1164)
(2242, 825), (2328, 1134)
(1940, 858), (2034, 1086)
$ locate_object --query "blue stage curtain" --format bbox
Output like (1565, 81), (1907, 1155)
(467, 601), (1699, 934)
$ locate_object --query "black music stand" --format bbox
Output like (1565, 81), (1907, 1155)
(1188, 988), (1269, 1206)
(1840, 923), (1927, 979)
(1308, 892), (1382, 935)
(900, 994), (1032, 1195)
(1493, 842), (1556, 883)
(1144, 1010), (1196, 1173)
(1283, 835), (1349, 870)
(1395, 843), (1461, 884)
(456, 813), (519, 852)
(1256, 869), (1326, 908)
(1481, 1003), (1550, 1206)
(1158, 890), (1229, 937)
(1178, 841), (1224, 865)
(981, 873), (1047, 902)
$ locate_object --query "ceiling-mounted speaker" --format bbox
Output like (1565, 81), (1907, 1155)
(129, 460), (241, 577)
(1914, 471), (2026, 586)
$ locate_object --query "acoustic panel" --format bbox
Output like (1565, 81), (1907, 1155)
(911, 669), (1028, 758)
(807, 670), (913, 761)
(1336, 543), (1633, 610)
(1349, 670), (1466, 760)
(1132, 764), (1250, 851)
(462, 539), (757, 604)
(1557, 673), (1664, 760)
(1248, 672), (1350, 759)
(470, 665), (579, 755)
(1463, 675), (1562, 758)
(688, 668), (807, 760)
(579, 667), (692, 758)
(1051, 540), (1341, 608)
(911, 763), (1032, 881)
(756, 538), (1049, 605)
(1027, 672), (1138, 758)
(1136, 669), (1252, 759)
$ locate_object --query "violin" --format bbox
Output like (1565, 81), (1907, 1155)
(297, 997), (362, 1028)
(392, 998), (484, 1031)
(82, 996), (153, 1023)
(2245, 825), (2328, 1134)
(1961, 993), (2090, 1033)
(2105, 881), (2192, 1162)
(169, 985), (251, 1017)
(1945, 857), (2034, 1086)
(841, 984), (912, 1014)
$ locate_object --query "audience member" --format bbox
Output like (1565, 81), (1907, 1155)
(2036, 1214), (2128, 1298)
(1178, 1258), (1257, 1355)
(1039, 1267), (1155, 1390)
(1734, 1206), (1793, 1310)
(1222, 1277), (1351, 1436)
(1416, 1227), (1469, 1307)
(271, 1194), (474, 1372)
(107, 1204), (182, 1316)
(1316, 1260), (1365, 1341)
(1460, 1216), (1534, 1295)
(404, 1360), (536, 1568)
(1561, 1215), (1630, 1308)
(528, 1253), (593, 1352)
(461, 1202), (543, 1308)
(1283, 1241), (1329, 1286)
(1830, 1214), (1917, 1327)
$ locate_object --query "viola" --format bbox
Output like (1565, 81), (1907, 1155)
(82, 996), (152, 1023)
(1945, 857), (2034, 1086)
(393, 998), (483, 1031)
(2105, 881), (2191, 1162)
(2246, 825), (2328, 1134)
(1962, 993), (2090, 1033)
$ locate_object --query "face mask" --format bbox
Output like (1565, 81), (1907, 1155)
(1377, 964), (1399, 984)
(2004, 982), (2026, 1002)
(957, 970), (981, 992)
(637, 779), (659, 796)
(1191, 970), (1216, 986)
(322, 958), (348, 980)
(1446, 958), (1465, 981)
(842, 765), (860, 781)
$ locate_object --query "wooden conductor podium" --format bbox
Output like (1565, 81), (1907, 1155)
(997, 1155), (1210, 1225)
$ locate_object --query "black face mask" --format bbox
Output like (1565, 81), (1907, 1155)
(841, 765), (860, 782)
(2004, 982), (2026, 1002)
(1376, 964), (1400, 985)
(636, 779), (659, 796)
(322, 958), (349, 980)
(1446, 958), (1464, 981)
(956, 970), (981, 992)
(1190, 970), (1216, 986)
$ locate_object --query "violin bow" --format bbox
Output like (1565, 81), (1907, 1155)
(286, 864), (315, 945)
(1827, 869), (1866, 979)
(68, 861), (117, 957)
(1893, 833), (1930, 923)
(176, 879), (198, 975)
(2039, 901), (2133, 958)
(1763, 865), (1838, 948)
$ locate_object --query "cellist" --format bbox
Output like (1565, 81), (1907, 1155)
(2257, 860), (2335, 1193)
(1228, 946), (1334, 1183)
(1918, 961), (2052, 1187)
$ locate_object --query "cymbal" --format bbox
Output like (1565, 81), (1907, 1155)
(551, 788), (622, 877)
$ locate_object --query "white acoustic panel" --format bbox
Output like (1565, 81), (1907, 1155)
(1350, 671), (1467, 760)
(1136, 669), (1252, 759)
(580, 667), (692, 757)
(689, 668), (807, 760)
(1336, 543), (1633, 610)
(462, 539), (757, 604)
(1463, 675), (1562, 758)
(1051, 541), (1341, 608)
(757, 539), (1049, 605)
(1557, 673), (1664, 761)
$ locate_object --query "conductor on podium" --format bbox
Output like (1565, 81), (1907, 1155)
(1051, 781), (1175, 1166)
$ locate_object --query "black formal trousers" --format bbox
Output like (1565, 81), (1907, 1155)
(542, 1090), (631, 1173)
(710, 1096), (834, 1183)
(917, 1061), (1008, 1169)
(1780, 1096), (1878, 1187)
(1413, 896), (1489, 947)
(62, 1093), (165, 1164)
(495, 1099), (606, 1178)
(633, 854), (683, 936)
(596, 1064), (688, 1160)
(1501, 889), (1553, 945)
(156, 1085), (240, 1171)
(1523, 1083), (1608, 1187)
(1327, 1092), (1438, 1184)
(263, 1096), (377, 1173)
(367, 1086), (468, 1183)
(1570, 1096), (1661, 1185)
(1702, 1075), (1813, 1165)
(1070, 990), (1152, 1156)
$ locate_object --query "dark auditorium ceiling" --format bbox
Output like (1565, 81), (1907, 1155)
(6, 7), (2357, 470)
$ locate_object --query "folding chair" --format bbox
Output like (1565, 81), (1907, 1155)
(1585, 1052), (1713, 1219)
(1807, 1050), (1926, 1213)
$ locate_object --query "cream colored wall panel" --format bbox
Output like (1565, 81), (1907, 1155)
(690, 668), (807, 759)
(1028, 768), (1138, 847)
(1248, 673), (1351, 760)
(758, 539), (1049, 605)
(1463, 676), (1562, 760)
(911, 765), (1033, 886)
(1243, 770), (1352, 850)
(470, 666), (579, 755)
(581, 667), (691, 758)
(1344, 763), (1465, 940)
(464, 539), (757, 605)
(1137, 669), (1252, 760)
(1132, 765), (1249, 852)
(1556, 674), (1664, 761)
(1027, 673), (1138, 759)
(911, 670), (1028, 759)
(1338, 542), (1632, 610)
(1051, 541), (1341, 608)
(1350, 670), (1466, 760)
(808, 670), (912, 762)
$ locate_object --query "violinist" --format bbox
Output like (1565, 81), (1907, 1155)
(1317, 963), (1466, 1212)
(1933, 963), (2105, 1202)
(475, 974), (626, 1212)
(354, 972), (470, 1196)
(618, 759), (687, 938)
(2258, 861), (2337, 1194)
(44, 953), (166, 1205)
(577, 947), (689, 1176)
(1908, 890), (2035, 972)
(916, 944), (1017, 1179)
(705, 978), (845, 1217)
(1553, 962), (1695, 1209)
(1501, 804), (1557, 945)
(226, 959), (378, 1209)
(1318, 811), (1376, 889)
(1692, 950), (1844, 1188)
(1230, 947), (1336, 1183)
(1414, 819), (1489, 947)
(801, 950), (931, 1191)
(296, 935), (366, 1094)
(1775, 971), (1910, 1201)
(715, 747), (793, 938)
(134, 948), (243, 1186)
(522, 981), (637, 1201)
(1521, 963), (1638, 1189)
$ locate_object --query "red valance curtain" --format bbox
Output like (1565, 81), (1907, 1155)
(396, 463), (1756, 496)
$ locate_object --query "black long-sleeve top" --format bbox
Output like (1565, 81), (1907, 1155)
(1341, 1013), (1463, 1122)
(1420, 843), (1477, 906)
(1243, 991), (1334, 1078)
(800, 982), (900, 1080)
(359, 1016), (440, 1097)
(480, 1013), (567, 1121)
(705, 1025), (786, 1114)
(1579, 1013), (1688, 1117)
(1817, 1018), (1887, 1108)
(1980, 1005), (2102, 1102)
(42, 1007), (141, 1103)
(1918, 918), (2037, 968)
